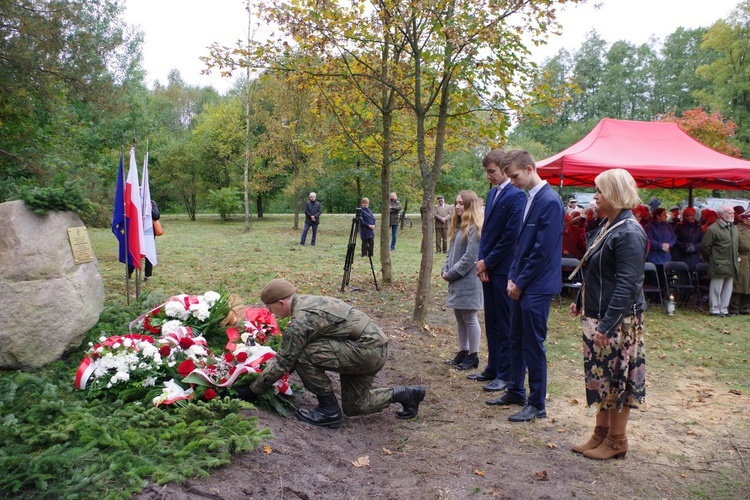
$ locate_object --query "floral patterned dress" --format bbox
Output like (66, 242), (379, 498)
(580, 213), (647, 413)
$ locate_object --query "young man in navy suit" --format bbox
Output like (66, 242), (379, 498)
(470, 150), (526, 397)
(490, 150), (564, 422)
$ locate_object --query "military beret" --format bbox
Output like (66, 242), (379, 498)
(260, 278), (296, 304)
(669, 206), (680, 212)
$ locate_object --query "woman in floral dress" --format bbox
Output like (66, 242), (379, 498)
(569, 169), (648, 460)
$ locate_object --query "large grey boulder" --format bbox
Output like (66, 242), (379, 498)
(0, 200), (105, 369)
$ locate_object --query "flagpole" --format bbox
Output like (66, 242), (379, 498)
(121, 136), (130, 305)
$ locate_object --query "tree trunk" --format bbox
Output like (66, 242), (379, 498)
(256, 194), (264, 219)
(293, 188), (300, 230)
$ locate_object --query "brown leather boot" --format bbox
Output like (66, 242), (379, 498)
(583, 434), (628, 460)
(571, 426), (609, 454)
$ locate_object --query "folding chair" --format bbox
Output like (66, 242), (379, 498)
(555, 257), (583, 307)
(643, 262), (665, 313)
(664, 261), (695, 307)
(693, 262), (711, 311)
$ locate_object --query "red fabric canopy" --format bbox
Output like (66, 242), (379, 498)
(536, 118), (750, 190)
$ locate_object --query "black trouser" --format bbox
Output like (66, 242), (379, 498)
(361, 238), (374, 257)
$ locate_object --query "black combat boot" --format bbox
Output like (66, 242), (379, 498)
(391, 385), (426, 419)
(296, 392), (344, 428)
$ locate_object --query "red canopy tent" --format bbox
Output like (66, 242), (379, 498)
(536, 118), (750, 191)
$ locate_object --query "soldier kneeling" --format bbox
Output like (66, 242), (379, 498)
(240, 278), (426, 428)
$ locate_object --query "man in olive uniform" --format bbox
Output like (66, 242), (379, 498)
(434, 195), (452, 253)
(247, 278), (426, 428)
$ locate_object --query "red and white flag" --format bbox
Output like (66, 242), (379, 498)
(141, 151), (157, 266)
(125, 147), (145, 269)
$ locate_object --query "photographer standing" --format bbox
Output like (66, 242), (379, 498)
(359, 198), (376, 257)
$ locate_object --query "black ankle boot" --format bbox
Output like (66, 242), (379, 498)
(296, 392), (343, 428)
(444, 350), (468, 365)
(391, 385), (426, 419)
(455, 352), (479, 370)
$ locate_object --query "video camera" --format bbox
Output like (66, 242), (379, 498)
(353, 207), (363, 224)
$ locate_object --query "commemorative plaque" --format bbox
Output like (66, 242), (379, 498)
(67, 227), (94, 264)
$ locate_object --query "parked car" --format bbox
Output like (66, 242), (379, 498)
(699, 197), (750, 211)
(570, 192), (595, 207)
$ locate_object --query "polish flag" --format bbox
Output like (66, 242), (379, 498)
(125, 147), (145, 269)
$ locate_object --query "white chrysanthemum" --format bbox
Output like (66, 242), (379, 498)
(161, 320), (184, 336)
(123, 338), (133, 348)
(189, 303), (211, 321)
(165, 300), (190, 320)
(203, 291), (220, 306)
(186, 345), (207, 358)
(140, 343), (158, 358)
(143, 377), (157, 387)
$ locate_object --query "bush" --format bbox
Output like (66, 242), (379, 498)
(207, 187), (241, 222)
(16, 177), (96, 217)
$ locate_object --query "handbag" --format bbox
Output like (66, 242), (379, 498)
(153, 219), (164, 236)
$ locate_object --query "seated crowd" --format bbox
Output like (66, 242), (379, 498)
(562, 198), (750, 316)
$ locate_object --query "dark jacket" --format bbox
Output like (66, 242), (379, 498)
(580, 210), (648, 336)
(508, 183), (564, 295)
(672, 220), (702, 269)
(478, 183), (526, 276)
(389, 199), (402, 226)
(359, 207), (376, 239)
(304, 200), (322, 225)
(151, 201), (160, 221)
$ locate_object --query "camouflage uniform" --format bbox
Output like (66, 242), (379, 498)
(250, 295), (392, 416)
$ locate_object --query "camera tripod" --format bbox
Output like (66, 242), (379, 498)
(341, 209), (379, 292)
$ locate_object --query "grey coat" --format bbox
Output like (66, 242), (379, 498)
(442, 225), (483, 310)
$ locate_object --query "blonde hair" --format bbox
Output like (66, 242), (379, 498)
(449, 190), (483, 241)
(361, 197), (369, 204)
(594, 169), (641, 210)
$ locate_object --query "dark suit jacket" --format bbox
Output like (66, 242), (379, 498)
(509, 183), (564, 295)
(478, 183), (526, 275)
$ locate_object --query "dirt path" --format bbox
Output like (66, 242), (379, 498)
(136, 315), (750, 499)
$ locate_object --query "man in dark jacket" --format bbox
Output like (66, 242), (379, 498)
(492, 150), (563, 423)
(300, 192), (322, 246)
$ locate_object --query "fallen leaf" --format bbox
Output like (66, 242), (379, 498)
(262, 445), (272, 455)
(569, 398), (579, 405)
(382, 447), (393, 455)
(473, 470), (485, 476)
(557, 428), (565, 433)
(729, 389), (742, 395)
(351, 455), (370, 468)
(534, 470), (549, 481)
(546, 442), (558, 449)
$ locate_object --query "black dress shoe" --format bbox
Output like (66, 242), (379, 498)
(508, 404), (547, 422)
(467, 372), (494, 381)
(482, 379), (510, 392)
(485, 392), (526, 406)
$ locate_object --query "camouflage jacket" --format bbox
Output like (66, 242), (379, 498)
(250, 295), (386, 393)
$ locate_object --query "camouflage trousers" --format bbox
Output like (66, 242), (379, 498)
(298, 330), (392, 416)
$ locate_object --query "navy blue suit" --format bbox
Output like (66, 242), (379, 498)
(478, 182), (526, 380)
(507, 182), (564, 407)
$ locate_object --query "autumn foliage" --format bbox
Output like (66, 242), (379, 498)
(661, 108), (742, 157)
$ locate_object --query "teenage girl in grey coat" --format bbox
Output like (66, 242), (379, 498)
(442, 190), (484, 370)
